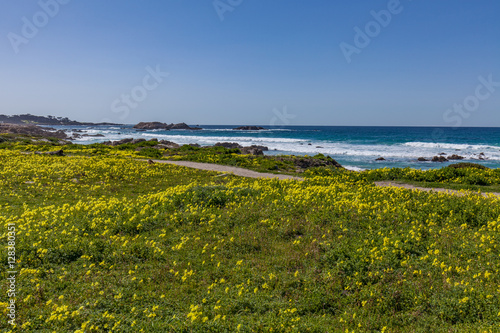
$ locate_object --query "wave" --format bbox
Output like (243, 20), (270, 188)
(403, 141), (499, 150)
(65, 126), (500, 166)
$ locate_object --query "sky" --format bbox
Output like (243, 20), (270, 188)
(1, 0), (499, 126)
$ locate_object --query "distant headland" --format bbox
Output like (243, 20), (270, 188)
(0, 114), (117, 126)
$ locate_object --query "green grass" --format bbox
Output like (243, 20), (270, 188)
(1, 141), (500, 332)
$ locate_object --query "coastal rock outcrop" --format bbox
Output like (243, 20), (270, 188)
(102, 138), (151, 146)
(214, 142), (242, 149)
(285, 156), (343, 169)
(240, 147), (264, 155)
(233, 126), (265, 131)
(417, 157), (429, 162)
(133, 122), (202, 130)
(0, 123), (68, 139)
(431, 156), (448, 162)
(214, 142), (269, 155)
(448, 154), (464, 160)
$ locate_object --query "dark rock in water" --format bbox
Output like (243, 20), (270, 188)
(170, 122), (202, 130)
(233, 126), (265, 131)
(81, 133), (105, 137)
(417, 157), (429, 162)
(308, 143), (312, 145)
(316, 146), (324, 148)
(133, 122), (202, 130)
(439, 152), (446, 155)
(431, 156), (448, 162)
(375, 157), (386, 161)
(134, 122), (170, 130)
(215, 142), (243, 149)
(448, 154), (464, 160)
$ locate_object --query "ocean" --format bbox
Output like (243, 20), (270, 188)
(54, 125), (500, 171)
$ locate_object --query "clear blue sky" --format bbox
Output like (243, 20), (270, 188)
(1, 0), (499, 126)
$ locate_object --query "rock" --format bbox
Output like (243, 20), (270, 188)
(417, 157), (429, 161)
(232, 126), (265, 131)
(133, 122), (202, 130)
(247, 145), (268, 151)
(133, 122), (170, 130)
(169, 122), (202, 130)
(102, 138), (133, 146)
(448, 154), (464, 160)
(431, 156), (448, 162)
(185, 143), (201, 148)
(46, 150), (65, 156)
(375, 157), (386, 161)
(316, 146), (324, 148)
(439, 152), (446, 155)
(102, 138), (147, 146)
(240, 147), (264, 155)
(0, 123), (68, 139)
(286, 156), (343, 169)
(214, 142), (243, 149)
(158, 140), (180, 148)
(81, 133), (105, 137)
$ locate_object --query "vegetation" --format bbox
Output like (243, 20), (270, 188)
(1, 144), (500, 332)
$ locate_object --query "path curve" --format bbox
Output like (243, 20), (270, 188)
(149, 159), (499, 197)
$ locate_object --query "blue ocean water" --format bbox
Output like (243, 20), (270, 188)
(56, 125), (500, 170)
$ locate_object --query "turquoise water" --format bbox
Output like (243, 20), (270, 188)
(57, 125), (500, 170)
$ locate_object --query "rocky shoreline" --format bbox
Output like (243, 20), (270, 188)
(0, 123), (70, 144)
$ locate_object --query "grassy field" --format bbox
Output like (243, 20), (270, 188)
(1, 142), (500, 332)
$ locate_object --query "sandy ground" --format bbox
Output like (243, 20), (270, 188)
(151, 159), (499, 197)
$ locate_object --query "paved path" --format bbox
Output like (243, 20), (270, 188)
(152, 159), (303, 181)
(150, 159), (499, 197)
(374, 181), (500, 198)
